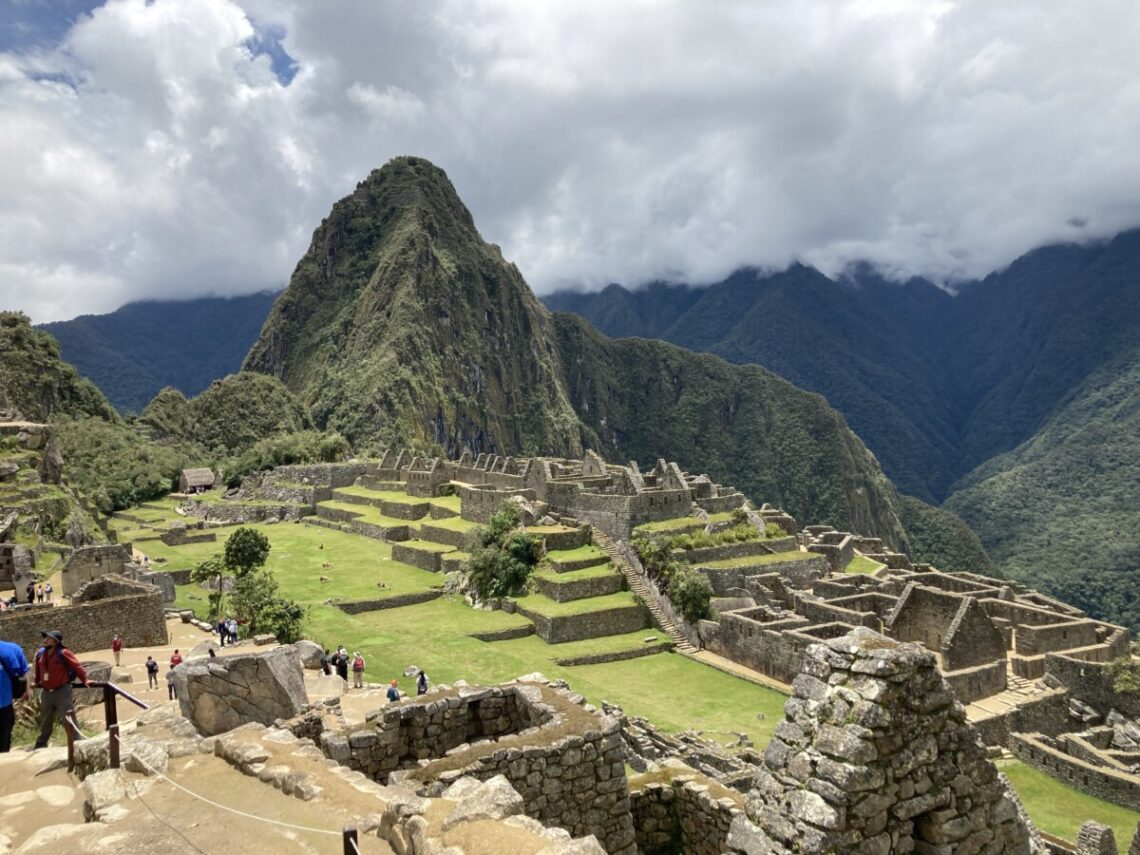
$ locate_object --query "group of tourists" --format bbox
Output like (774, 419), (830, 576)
(216, 617), (239, 646)
(0, 582), (53, 610)
(318, 645), (429, 699)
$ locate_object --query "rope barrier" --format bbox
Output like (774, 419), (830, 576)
(127, 752), (342, 837)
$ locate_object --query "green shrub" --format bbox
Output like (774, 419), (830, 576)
(670, 567), (713, 623)
(467, 502), (543, 600)
(1106, 657), (1140, 695)
(225, 430), (352, 487)
(662, 523), (761, 552)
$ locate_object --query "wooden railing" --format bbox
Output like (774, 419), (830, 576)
(64, 681), (149, 773)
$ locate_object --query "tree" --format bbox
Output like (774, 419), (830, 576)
(190, 555), (226, 621)
(223, 527), (270, 577)
(229, 569), (306, 642)
(669, 567), (713, 624)
(467, 501), (544, 601)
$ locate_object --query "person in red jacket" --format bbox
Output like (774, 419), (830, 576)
(170, 649), (183, 668)
(111, 634), (123, 667)
(32, 630), (87, 749)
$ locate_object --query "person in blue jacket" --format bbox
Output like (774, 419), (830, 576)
(0, 636), (30, 753)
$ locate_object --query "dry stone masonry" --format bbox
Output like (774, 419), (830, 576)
(744, 627), (1036, 854)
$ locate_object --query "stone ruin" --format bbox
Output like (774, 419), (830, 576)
(742, 626), (1034, 853)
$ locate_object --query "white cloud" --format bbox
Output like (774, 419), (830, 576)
(2, 0), (1140, 321)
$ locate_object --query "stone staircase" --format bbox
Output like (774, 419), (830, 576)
(592, 529), (698, 654)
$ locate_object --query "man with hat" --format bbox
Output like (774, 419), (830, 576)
(0, 634), (29, 753)
(32, 630), (88, 749)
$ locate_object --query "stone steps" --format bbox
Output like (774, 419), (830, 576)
(592, 529), (698, 655)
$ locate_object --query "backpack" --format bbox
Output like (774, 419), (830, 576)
(1, 655), (27, 700)
(35, 646), (76, 684)
(353, 656), (364, 671)
(146, 659), (158, 674)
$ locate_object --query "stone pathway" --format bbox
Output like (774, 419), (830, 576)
(592, 529), (697, 653)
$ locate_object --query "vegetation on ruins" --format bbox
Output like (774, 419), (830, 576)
(632, 536), (712, 623)
(664, 523), (771, 551)
(223, 430), (352, 487)
(467, 502), (544, 601)
(1105, 657), (1140, 695)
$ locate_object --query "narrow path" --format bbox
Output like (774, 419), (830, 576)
(592, 529), (698, 654)
(684, 649), (792, 694)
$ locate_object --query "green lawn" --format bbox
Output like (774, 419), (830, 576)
(696, 551), (817, 570)
(847, 554), (886, 575)
(492, 629), (665, 661)
(317, 500), (418, 529)
(547, 545), (607, 564)
(633, 516), (704, 534)
(535, 563), (619, 583)
(999, 760), (1140, 845)
(423, 516), (479, 533)
(527, 524), (577, 535)
(512, 590), (642, 617)
(398, 538), (457, 553)
(335, 486), (428, 507)
(429, 494), (463, 513)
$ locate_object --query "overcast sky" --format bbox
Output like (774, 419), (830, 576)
(2, 0), (1139, 322)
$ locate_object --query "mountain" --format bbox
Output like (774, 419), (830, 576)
(39, 292), (278, 414)
(544, 234), (1140, 628)
(244, 157), (925, 548)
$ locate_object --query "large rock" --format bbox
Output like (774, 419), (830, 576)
(441, 775), (524, 830)
(174, 646), (308, 736)
(294, 639), (324, 669)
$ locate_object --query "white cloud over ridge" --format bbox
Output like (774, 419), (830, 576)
(2, 0), (1139, 321)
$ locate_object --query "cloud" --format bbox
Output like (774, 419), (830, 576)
(2, 0), (1140, 321)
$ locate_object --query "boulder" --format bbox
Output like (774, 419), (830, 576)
(294, 640), (325, 669)
(175, 646), (308, 736)
(441, 775), (524, 830)
(253, 633), (277, 646)
(82, 770), (126, 822)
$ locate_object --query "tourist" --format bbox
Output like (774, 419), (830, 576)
(170, 649), (183, 668)
(111, 634), (122, 666)
(226, 617), (238, 645)
(35, 585), (44, 604)
(0, 635), (29, 753)
(166, 665), (177, 701)
(417, 670), (428, 696)
(216, 618), (227, 647)
(145, 656), (159, 689)
(24, 582), (34, 605)
(43, 582), (52, 602)
(32, 630), (88, 749)
(334, 646), (349, 682)
(387, 679), (400, 703)
(320, 649), (331, 676)
(351, 652), (365, 688)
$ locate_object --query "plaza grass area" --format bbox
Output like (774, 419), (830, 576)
(999, 760), (1140, 844)
(847, 555), (886, 575)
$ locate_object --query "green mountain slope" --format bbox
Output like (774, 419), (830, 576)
(39, 292), (278, 414)
(244, 157), (914, 548)
(945, 343), (1140, 630)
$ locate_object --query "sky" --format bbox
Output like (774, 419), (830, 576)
(2, 0), (1139, 323)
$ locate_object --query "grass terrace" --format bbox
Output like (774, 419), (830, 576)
(695, 551), (818, 570)
(511, 590), (641, 617)
(547, 545), (607, 564)
(334, 486), (428, 506)
(633, 516), (705, 535)
(847, 555), (886, 575)
(422, 515), (479, 533)
(397, 538), (456, 553)
(318, 500), (418, 529)
(534, 563), (619, 583)
(999, 760), (1140, 845)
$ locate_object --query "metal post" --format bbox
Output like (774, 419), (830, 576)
(65, 705), (76, 773)
(104, 685), (120, 769)
(342, 827), (359, 854)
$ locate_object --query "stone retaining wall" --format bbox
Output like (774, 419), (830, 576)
(419, 522), (473, 549)
(391, 542), (452, 573)
(553, 641), (672, 667)
(350, 520), (412, 542)
(534, 572), (624, 603)
(1046, 654), (1140, 719)
(1010, 732), (1140, 811)
(631, 775), (742, 855)
(943, 660), (1009, 704)
(333, 590), (442, 614)
(0, 589), (167, 657)
(467, 625), (536, 642)
(678, 540), (777, 565)
(514, 602), (649, 644)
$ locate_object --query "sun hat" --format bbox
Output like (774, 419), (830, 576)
(41, 630), (63, 642)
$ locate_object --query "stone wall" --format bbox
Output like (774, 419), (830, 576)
(270, 462), (375, 487)
(391, 542), (452, 573)
(534, 573), (623, 603)
(630, 773), (743, 855)
(319, 681), (637, 854)
(1046, 654), (1140, 719)
(513, 602), (648, 643)
(943, 660), (1009, 704)
(1010, 732), (1140, 811)
(0, 588), (167, 657)
(61, 544), (131, 597)
(333, 590), (442, 614)
(746, 627), (1035, 854)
